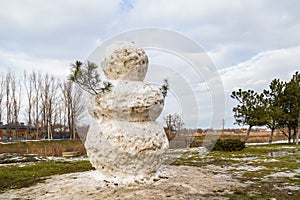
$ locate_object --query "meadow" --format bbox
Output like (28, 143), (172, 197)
(0, 130), (297, 199)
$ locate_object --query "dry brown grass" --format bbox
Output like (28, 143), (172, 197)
(189, 131), (288, 147)
(0, 131), (289, 155)
(0, 140), (86, 156)
(220, 131), (287, 143)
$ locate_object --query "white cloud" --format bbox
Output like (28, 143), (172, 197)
(0, 49), (71, 77)
(1, 0), (300, 128)
(221, 46), (300, 92)
(221, 45), (300, 127)
(0, 0), (121, 59)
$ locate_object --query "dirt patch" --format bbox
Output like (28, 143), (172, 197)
(0, 165), (242, 200)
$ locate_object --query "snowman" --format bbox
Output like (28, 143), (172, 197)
(84, 41), (169, 184)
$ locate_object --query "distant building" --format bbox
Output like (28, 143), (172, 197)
(0, 122), (77, 142)
(0, 122), (35, 141)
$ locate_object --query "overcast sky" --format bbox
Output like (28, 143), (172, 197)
(1, 0), (300, 128)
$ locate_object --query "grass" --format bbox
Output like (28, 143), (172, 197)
(189, 131), (287, 147)
(0, 161), (93, 193)
(221, 131), (287, 141)
(168, 143), (300, 199)
(1, 142), (300, 199)
(0, 140), (86, 156)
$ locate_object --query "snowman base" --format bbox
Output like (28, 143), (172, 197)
(84, 120), (169, 184)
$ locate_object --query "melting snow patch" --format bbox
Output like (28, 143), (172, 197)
(294, 169), (300, 173)
(231, 157), (258, 161)
(236, 165), (266, 171)
(285, 186), (300, 191)
(266, 172), (296, 178)
(261, 158), (279, 162)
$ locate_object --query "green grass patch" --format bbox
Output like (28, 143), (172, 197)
(167, 144), (300, 199)
(0, 161), (93, 193)
(2, 143), (300, 197)
(169, 143), (300, 167)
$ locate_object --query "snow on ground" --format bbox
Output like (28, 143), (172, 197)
(0, 165), (243, 200)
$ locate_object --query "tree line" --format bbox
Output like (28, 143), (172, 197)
(231, 71), (300, 144)
(0, 71), (83, 140)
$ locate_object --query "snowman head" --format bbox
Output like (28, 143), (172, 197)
(101, 41), (148, 81)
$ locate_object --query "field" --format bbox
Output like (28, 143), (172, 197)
(169, 143), (300, 199)
(0, 131), (288, 155)
(0, 141), (299, 199)
(0, 161), (93, 193)
(220, 131), (287, 143)
(0, 139), (86, 156)
(173, 131), (288, 148)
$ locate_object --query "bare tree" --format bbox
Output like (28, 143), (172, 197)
(39, 74), (63, 140)
(0, 69), (88, 141)
(71, 84), (84, 139)
(5, 72), (12, 139)
(0, 74), (5, 123)
(32, 72), (42, 139)
(47, 76), (60, 140)
(165, 113), (184, 131)
(165, 113), (184, 141)
(53, 96), (65, 136)
(62, 81), (83, 139)
(51, 81), (63, 138)
(64, 82), (72, 139)
(40, 74), (52, 139)
(10, 73), (22, 125)
(23, 71), (34, 139)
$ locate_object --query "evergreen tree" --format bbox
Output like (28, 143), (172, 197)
(263, 79), (285, 143)
(282, 72), (300, 144)
(231, 89), (267, 142)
